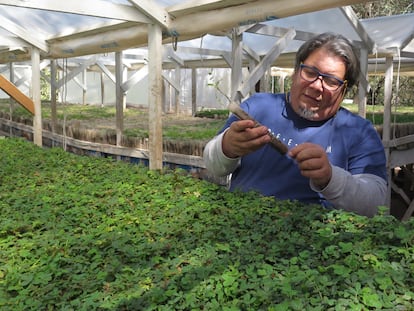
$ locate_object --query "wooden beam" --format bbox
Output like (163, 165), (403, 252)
(128, 0), (170, 28)
(0, 74), (34, 114)
(389, 147), (414, 169)
(236, 28), (296, 99)
(96, 61), (116, 83)
(167, 0), (254, 18)
(55, 55), (98, 89)
(340, 6), (375, 51)
(168, 0), (371, 38)
(122, 66), (148, 92)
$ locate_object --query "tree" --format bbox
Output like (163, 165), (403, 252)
(353, 0), (413, 18)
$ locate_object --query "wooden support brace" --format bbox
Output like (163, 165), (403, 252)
(402, 199), (414, 222)
(0, 74), (34, 115)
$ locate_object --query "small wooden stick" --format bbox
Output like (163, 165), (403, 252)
(228, 102), (288, 155)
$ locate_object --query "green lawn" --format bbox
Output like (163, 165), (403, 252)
(343, 103), (414, 125)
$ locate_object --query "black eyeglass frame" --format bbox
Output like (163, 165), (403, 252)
(299, 64), (347, 91)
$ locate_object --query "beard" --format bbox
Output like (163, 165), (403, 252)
(297, 105), (319, 120)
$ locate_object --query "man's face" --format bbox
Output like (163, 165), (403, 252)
(290, 47), (347, 121)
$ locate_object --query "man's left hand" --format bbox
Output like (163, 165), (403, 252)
(288, 142), (332, 189)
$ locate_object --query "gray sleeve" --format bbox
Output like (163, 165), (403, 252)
(310, 165), (387, 217)
(203, 130), (240, 177)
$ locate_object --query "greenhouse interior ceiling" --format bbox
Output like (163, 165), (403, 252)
(0, 0), (411, 73)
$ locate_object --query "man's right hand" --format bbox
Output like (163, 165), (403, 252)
(221, 120), (271, 158)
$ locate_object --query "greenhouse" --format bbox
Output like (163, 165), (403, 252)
(0, 0), (414, 309)
(0, 1), (413, 213)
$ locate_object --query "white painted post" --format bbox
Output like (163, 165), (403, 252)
(231, 28), (243, 104)
(32, 47), (42, 146)
(191, 68), (197, 116)
(148, 23), (163, 170)
(50, 60), (57, 133)
(358, 48), (368, 118)
(9, 62), (14, 131)
(115, 51), (125, 148)
(383, 56), (393, 209)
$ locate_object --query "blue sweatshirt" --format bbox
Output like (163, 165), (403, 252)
(216, 93), (387, 206)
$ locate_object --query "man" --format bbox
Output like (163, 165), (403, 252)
(203, 32), (387, 217)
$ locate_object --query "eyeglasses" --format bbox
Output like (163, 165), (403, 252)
(299, 64), (346, 91)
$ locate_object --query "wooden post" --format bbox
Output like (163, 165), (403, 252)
(358, 48), (368, 118)
(82, 69), (87, 105)
(191, 68), (197, 116)
(123, 65), (128, 110)
(115, 51), (124, 148)
(174, 62), (181, 115)
(50, 60), (57, 133)
(162, 73), (167, 114)
(383, 56), (393, 209)
(148, 23), (163, 170)
(32, 48), (42, 146)
(100, 72), (105, 107)
(9, 62), (14, 136)
(279, 74), (286, 93)
(231, 28), (243, 103)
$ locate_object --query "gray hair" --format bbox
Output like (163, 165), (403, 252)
(295, 32), (360, 89)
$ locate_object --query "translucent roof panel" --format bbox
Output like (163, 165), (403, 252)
(243, 7), (363, 55)
(176, 35), (231, 50)
(361, 13), (414, 53)
(174, 8), (413, 62)
(174, 8), (362, 59)
(0, 5), (123, 41)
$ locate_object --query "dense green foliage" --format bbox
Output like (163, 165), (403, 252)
(194, 109), (229, 119)
(353, 1), (413, 18)
(1, 138), (414, 310)
(0, 100), (141, 120)
(123, 121), (225, 141)
(345, 103), (414, 125)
